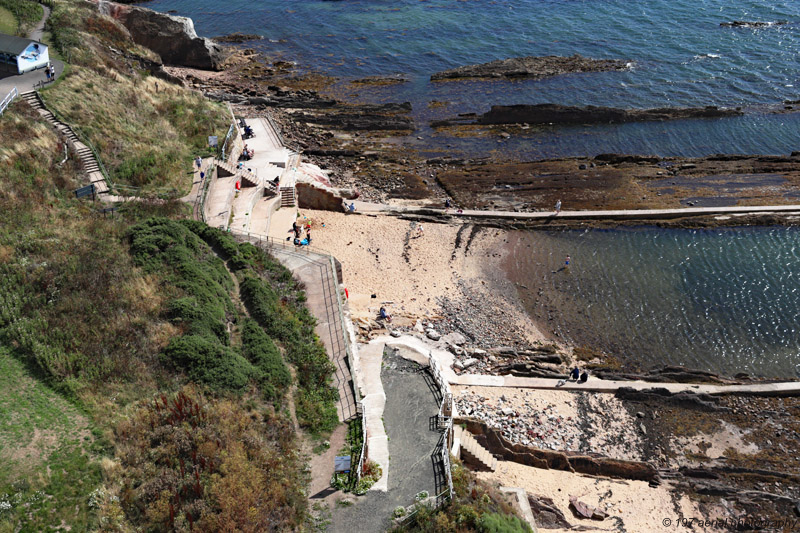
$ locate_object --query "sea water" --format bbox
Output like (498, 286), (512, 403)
(508, 226), (800, 378)
(141, 0), (800, 376)
(143, 0), (800, 158)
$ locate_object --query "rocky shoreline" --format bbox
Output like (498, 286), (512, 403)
(432, 103), (744, 127)
(430, 54), (629, 81)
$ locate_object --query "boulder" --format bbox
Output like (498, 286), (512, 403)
(441, 332), (467, 346)
(461, 358), (479, 369)
(426, 329), (441, 341)
(97, 0), (227, 70)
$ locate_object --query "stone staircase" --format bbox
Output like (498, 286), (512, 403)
(280, 186), (296, 207)
(216, 159), (259, 188)
(21, 91), (109, 195)
(454, 426), (497, 472)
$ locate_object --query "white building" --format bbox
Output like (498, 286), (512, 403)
(0, 33), (49, 75)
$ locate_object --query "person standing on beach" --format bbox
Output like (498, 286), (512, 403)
(555, 199), (562, 214)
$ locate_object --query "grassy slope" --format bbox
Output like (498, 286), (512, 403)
(40, 0), (229, 195)
(0, 6), (16, 35)
(0, 348), (101, 533)
(0, 20), (337, 526)
(0, 97), (330, 530)
(0, 0), (41, 36)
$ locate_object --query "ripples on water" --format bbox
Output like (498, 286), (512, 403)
(141, 1), (800, 375)
(144, 0), (800, 157)
(515, 227), (800, 378)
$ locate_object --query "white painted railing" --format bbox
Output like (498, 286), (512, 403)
(0, 86), (18, 116)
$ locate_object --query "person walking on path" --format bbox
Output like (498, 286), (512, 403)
(49, 64), (55, 80)
(565, 255), (570, 268)
(555, 199), (562, 214)
(195, 156), (202, 170)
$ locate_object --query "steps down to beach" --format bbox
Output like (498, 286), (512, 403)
(216, 159), (261, 188)
(454, 425), (497, 472)
(280, 186), (296, 207)
(21, 91), (109, 196)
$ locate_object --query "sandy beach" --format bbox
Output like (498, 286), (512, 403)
(290, 209), (547, 346)
(478, 461), (702, 532)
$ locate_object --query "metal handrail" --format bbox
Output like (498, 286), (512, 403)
(220, 122), (236, 162)
(227, 228), (359, 418)
(0, 86), (18, 115)
(356, 405), (368, 479)
(37, 92), (118, 193)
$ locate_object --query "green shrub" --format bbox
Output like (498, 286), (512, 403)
(477, 513), (533, 533)
(241, 318), (291, 402)
(162, 335), (255, 392)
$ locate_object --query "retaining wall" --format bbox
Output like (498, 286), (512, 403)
(456, 417), (658, 482)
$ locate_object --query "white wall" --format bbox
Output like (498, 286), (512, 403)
(16, 42), (49, 74)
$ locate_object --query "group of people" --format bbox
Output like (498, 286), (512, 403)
(44, 63), (56, 82)
(570, 367), (589, 383)
(443, 197), (464, 214)
(241, 144), (255, 161)
(291, 220), (312, 246)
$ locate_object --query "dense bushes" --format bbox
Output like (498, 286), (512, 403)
(162, 335), (255, 393)
(129, 218), (338, 432)
(116, 388), (306, 531)
(240, 274), (338, 433)
(478, 513), (534, 533)
(241, 318), (291, 403)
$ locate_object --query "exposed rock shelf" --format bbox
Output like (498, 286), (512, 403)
(430, 54), (628, 81)
(432, 103), (743, 127)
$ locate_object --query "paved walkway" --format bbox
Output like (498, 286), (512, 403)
(371, 334), (800, 398)
(203, 116), (288, 231)
(346, 199), (800, 223)
(329, 348), (441, 532)
(29, 4), (50, 41)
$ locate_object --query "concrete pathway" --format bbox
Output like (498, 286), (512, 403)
(204, 117), (288, 230)
(370, 334), (800, 398)
(346, 199), (800, 223)
(329, 348), (441, 533)
(356, 342), (389, 491)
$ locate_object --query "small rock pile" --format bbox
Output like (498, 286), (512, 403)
(455, 391), (582, 450)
